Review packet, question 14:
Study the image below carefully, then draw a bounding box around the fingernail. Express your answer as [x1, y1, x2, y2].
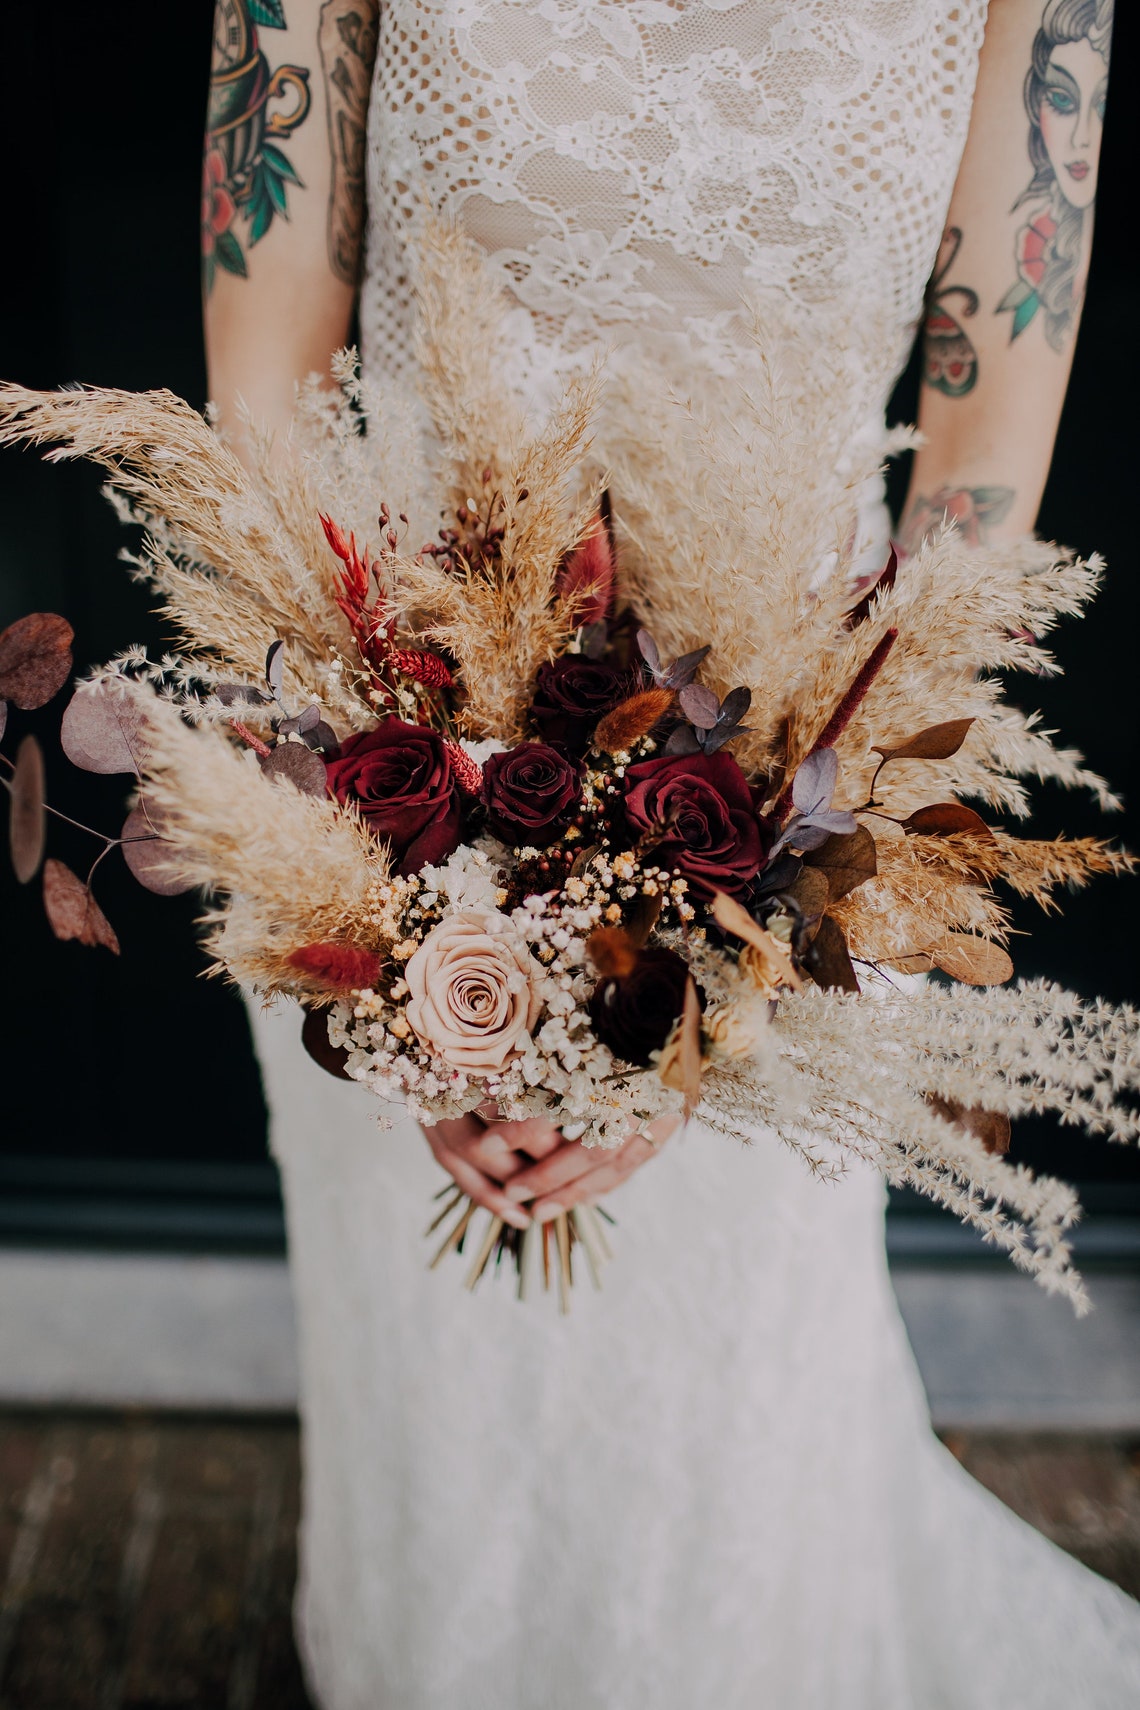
[502, 1206, 531, 1230]
[536, 1202, 563, 1223]
[506, 1184, 535, 1203]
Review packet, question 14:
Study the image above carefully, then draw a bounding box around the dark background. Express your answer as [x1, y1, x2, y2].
[0, 1, 1136, 1253]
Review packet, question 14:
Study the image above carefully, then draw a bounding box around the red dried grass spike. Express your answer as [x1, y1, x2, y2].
[559, 512, 616, 626]
[444, 741, 483, 797]
[390, 648, 454, 689]
[288, 942, 381, 990]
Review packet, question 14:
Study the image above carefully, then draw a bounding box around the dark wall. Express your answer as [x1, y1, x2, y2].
[0, 3, 1136, 1217]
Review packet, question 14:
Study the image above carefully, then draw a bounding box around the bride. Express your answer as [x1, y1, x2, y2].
[204, 1, 1140, 1705]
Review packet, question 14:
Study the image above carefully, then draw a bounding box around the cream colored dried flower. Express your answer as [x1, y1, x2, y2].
[703, 1004, 768, 1062]
[404, 910, 543, 1074]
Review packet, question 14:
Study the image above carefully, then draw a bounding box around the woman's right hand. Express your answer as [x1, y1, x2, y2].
[419, 1110, 563, 1229]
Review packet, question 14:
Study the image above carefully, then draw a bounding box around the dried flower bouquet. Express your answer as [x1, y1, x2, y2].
[1, 222, 1137, 1311]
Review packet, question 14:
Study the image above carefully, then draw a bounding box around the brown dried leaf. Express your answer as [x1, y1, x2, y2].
[928, 1094, 1011, 1157]
[300, 1007, 353, 1080]
[624, 888, 662, 948]
[903, 802, 996, 842]
[260, 742, 327, 796]
[803, 825, 878, 901]
[9, 733, 46, 883]
[42, 858, 120, 952]
[61, 682, 149, 775]
[933, 935, 1014, 986]
[120, 802, 195, 896]
[569, 842, 601, 879]
[658, 978, 705, 1117]
[805, 915, 859, 992]
[872, 718, 975, 765]
[0, 613, 74, 709]
[787, 866, 830, 922]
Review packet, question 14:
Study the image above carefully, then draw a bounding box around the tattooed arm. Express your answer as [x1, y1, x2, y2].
[203, 0, 379, 441]
[900, 0, 1112, 553]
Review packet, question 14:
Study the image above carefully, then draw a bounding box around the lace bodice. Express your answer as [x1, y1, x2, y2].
[360, 0, 989, 400]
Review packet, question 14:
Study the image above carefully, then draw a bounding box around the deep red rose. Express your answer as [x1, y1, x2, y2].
[325, 720, 462, 875]
[589, 946, 697, 1067]
[482, 742, 582, 848]
[530, 657, 629, 755]
[622, 750, 763, 899]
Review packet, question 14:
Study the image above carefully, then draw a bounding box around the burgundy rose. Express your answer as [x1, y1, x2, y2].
[622, 750, 763, 899]
[325, 719, 462, 875]
[482, 742, 582, 848]
[589, 947, 696, 1067]
[530, 657, 629, 755]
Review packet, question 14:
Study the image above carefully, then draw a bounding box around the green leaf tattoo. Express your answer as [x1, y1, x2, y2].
[203, 0, 311, 292]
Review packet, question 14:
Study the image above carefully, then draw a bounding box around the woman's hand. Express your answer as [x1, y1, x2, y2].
[419, 1109, 563, 1230]
[498, 1112, 680, 1223]
[421, 1109, 680, 1226]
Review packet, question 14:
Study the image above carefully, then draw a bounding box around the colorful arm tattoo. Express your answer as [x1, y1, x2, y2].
[998, 0, 1112, 351]
[900, 485, 1016, 556]
[921, 227, 980, 398]
[204, 0, 312, 293]
[318, 0, 379, 287]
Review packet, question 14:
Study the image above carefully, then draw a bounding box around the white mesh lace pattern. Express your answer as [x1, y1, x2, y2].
[360, 0, 988, 396]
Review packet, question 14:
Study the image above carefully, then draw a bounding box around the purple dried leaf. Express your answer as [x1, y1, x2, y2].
[260, 741, 327, 796]
[265, 639, 286, 697]
[790, 747, 838, 817]
[300, 719, 339, 754]
[120, 802, 195, 896]
[664, 724, 701, 756]
[661, 645, 711, 690]
[0, 612, 74, 710]
[0, 701, 6, 743]
[717, 686, 752, 726]
[678, 683, 720, 730]
[9, 733, 46, 883]
[214, 682, 270, 707]
[60, 683, 148, 775]
[636, 628, 661, 674]
[702, 721, 749, 755]
[756, 851, 803, 896]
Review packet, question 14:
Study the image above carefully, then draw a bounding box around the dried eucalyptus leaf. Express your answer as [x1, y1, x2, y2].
[0, 612, 74, 710]
[756, 852, 802, 896]
[717, 686, 752, 726]
[701, 721, 748, 754]
[260, 742, 327, 795]
[42, 857, 120, 952]
[804, 825, 878, 901]
[678, 683, 720, 729]
[0, 701, 7, 743]
[265, 639, 285, 696]
[928, 1094, 1011, 1157]
[805, 915, 860, 992]
[664, 724, 701, 756]
[873, 717, 975, 765]
[214, 682, 268, 707]
[933, 935, 1014, 986]
[301, 720, 339, 754]
[903, 801, 995, 841]
[791, 747, 838, 816]
[661, 645, 710, 689]
[61, 682, 148, 775]
[635, 628, 661, 674]
[9, 733, 46, 883]
[120, 802, 195, 896]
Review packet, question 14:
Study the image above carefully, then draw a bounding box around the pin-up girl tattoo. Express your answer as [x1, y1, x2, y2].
[999, 0, 1112, 351]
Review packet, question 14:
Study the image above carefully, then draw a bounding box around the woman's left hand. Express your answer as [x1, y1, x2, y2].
[493, 1111, 680, 1222]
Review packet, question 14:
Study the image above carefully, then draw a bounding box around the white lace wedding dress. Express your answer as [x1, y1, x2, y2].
[250, 3, 1140, 1705]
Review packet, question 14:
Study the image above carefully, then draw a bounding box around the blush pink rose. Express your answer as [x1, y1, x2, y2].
[404, 910, 543, 1074]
